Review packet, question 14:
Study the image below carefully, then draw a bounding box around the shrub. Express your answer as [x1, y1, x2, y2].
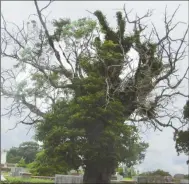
[16, 158, 27, 168]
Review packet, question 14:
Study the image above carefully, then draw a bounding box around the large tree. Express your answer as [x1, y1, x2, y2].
[1, 1, 188, 183]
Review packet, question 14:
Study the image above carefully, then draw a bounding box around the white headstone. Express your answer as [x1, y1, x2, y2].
[137, 176, 148, 183]
[11, 167, 27, 177]
[174, 174, 185, 180]
[55, 174, 83, 184]
[1, 175, 6, 181]
[116, 174, 123, 181]
[180, 179, 189, 184]
[1, 149, 7, 164]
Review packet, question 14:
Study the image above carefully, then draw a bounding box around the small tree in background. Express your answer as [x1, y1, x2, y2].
[17, 158, 27, 168]
[6, 147, 22, 163]
[6, 141, 40, 164]
[140, 169, 171, 177]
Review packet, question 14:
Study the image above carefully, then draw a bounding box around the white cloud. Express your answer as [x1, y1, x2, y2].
[1, 1, 188, 175]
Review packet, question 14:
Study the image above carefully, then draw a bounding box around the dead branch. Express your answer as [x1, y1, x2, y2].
[34, 0, 73, 80]
[118, 4, 189, 131]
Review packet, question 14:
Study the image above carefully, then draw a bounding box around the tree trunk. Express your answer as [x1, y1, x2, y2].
[83, 162, 114, 183]
[83, 120, 116, 183]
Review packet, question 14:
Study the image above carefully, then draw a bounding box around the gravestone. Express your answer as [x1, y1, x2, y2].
[55, 174, 83, 184]
[20, 172, 32, 179]
[1, 150, 7, 165]
[137, 176, 148, 183]
[174, 174, 185, 180]
[132, 176, 138, 182]
[111, 175, 118, 180]
[154, 176, 165, 183]
[135, 176, 166, 183]
[116, 174, 123, 181]
[1, 175, 6, 181]
[180, 179, 189, 184]
[11, 167, 26, 177]
[69, 170, 78, 175]
[111, 173, 123, 182]
[164, 175, 173, 182]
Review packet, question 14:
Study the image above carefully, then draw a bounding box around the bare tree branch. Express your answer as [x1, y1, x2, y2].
[34, 0, 73, 80]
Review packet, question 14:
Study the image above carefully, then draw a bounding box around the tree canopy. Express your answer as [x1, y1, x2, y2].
[27, 150, 69, 176]
[174, 100, 189, 164]
[6, 141, 40, 164]
[1, 1, 188, 183]
[139, 169, 171, 177]
[6, 147, 22, 164]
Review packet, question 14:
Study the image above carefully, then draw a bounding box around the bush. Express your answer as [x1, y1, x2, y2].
[27, 150, 69, 176]
[16, 158, 27, 168]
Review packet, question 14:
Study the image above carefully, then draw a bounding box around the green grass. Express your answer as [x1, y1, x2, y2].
[2, 171, 9, 176]
[2, 176, 54, 184]
[123, 177, 133, 181]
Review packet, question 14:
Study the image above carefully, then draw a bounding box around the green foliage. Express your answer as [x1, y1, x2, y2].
[35, 83, 148, 173]
[33, 11, 150, 178]
[174, 129, 189, 165]
[139, 169, 171, 176]
[19, 141, 40, 164]
[7, 147, 22, 163]
[183, 100, 189, 119]
[174, 100, 189, 164]
[52, 17, 96, 42]
[27, 150, 69, 176]
[2, 3, 188, 183]
[126, 167, 132, 178]
[116, 167, 124, 176]
[17, 158, 27, 168]
[6, 141, 40, 164]
[2, 176, 53, 184]
[175, 130, 189, 154]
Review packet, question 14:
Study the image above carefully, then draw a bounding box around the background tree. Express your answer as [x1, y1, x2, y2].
[6, 141, 40, 164]
[139, 169, 171, 177]
[174, 100, 189, 164]
[17, 158, 27, 168]
[18, 141, 40, 164]
[1, 1, 188, 183]
[6, 147, 22, 163]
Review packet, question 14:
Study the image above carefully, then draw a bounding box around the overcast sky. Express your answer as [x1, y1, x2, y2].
[1, 1, 189, 175]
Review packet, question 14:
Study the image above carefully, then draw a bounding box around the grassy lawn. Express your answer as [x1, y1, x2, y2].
[2, 171, 9, 176]
[2, 176, 54, 184]
[123, 177, 133, 181]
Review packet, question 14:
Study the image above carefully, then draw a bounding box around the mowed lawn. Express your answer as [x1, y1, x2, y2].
[124, 178, 133, 181]
[2, 176, 53, 184]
